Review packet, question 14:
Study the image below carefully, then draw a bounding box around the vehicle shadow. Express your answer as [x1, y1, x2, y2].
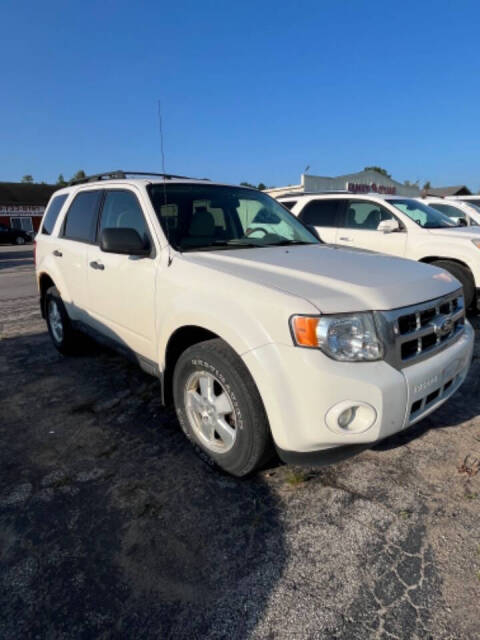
[0, 330, 285, 639]
[0, 248, 34, 271]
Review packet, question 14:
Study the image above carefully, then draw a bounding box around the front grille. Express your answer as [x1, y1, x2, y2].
[379, 290, 465, 369]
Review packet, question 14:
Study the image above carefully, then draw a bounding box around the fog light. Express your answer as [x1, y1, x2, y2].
[325, 401, 377, 434]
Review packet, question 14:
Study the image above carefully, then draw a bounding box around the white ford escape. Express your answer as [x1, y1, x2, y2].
[35, 172, 474, 476]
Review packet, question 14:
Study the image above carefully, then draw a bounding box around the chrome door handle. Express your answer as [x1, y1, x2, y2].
[53, 250, 63, 257]
[89, 261, 105, 271]
[339, 236, 353, 242]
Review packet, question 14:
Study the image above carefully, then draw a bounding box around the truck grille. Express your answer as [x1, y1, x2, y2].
[378, 290, 465, 369]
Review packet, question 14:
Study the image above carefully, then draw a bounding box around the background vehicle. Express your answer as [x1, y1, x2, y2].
[0, 223, 32, 245]
[420, 196, 480, 226]
[35, 172, 473, 476]
[279, 192, 480, 309]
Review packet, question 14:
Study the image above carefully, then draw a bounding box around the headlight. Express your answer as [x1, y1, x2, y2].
[290, 313, 384, 362]
[471, 239, 480, 249]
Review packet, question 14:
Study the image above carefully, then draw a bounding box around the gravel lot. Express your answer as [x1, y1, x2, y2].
[1, 246, 479, 639]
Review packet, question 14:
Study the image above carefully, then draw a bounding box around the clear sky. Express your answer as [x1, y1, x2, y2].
[2, 0, 479, 190]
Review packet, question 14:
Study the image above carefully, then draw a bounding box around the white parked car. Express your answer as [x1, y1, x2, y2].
[420, 196, 480, 227]
[35, 173, 473, 476]
[278, 192, 480, 309]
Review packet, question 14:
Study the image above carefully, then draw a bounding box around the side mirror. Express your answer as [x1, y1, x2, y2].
[100, 228, 150, 256]
[458, 217, 468, 226]
[377, 219, 400, 233]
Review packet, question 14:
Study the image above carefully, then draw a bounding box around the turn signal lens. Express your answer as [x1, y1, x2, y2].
[472, 239, 480, 250]
[291, 316, 319, 347]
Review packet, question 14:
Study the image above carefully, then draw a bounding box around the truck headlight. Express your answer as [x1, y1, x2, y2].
[290, 313, 384, 362]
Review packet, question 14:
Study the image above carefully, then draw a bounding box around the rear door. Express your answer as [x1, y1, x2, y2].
[86, 188, 157, 360]
[57, 189, 103, 320]
[336, 199, 407, 257]
[296, 198, 344, 244]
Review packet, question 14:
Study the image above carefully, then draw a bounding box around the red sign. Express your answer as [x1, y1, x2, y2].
[346, 182, 396, 195]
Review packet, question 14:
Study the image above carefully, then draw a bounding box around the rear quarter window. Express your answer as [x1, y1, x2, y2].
[299, 199, 343, 227]
[41, 194, 69, 235]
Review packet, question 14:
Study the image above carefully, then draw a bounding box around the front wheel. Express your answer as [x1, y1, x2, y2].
[432, 260, 475, 309]
[173, 338, 274, 477]
[14, 236, 25, 245]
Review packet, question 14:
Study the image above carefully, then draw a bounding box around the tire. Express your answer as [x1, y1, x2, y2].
[15, 236, 25, 245]
[173, 338, 274, 477]
[432, 260, 475, 309]
[44, 286, 80, 355]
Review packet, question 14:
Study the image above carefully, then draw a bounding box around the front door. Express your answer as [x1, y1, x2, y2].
[336, 199, 407, 257]
[86, 188, 157, 360]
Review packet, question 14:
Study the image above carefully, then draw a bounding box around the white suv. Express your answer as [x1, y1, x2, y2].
[279, 192, 480, 309]
[420, 196, 480, 227]
[36, 172, 474, 476]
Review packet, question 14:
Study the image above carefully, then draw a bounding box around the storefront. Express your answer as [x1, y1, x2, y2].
[0, 182, 58, 234]
[265, 170, 421, 199]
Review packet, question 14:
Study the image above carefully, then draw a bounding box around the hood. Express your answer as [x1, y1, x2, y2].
[426, 226, 480, 241]
[181, 244, 460, 313]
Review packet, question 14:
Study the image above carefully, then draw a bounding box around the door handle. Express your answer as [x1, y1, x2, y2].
[53, 250, 63, 257]
[339, 236, 353, 242]
[89, 261, 105, 271]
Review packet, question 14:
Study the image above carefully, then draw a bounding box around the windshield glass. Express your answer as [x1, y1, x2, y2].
[387, 198, 457, 228]
[148, 184, 319, 251]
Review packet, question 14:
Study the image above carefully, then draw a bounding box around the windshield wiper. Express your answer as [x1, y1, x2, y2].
[265, 240, 317, 246]
[180, 241, 261, 252]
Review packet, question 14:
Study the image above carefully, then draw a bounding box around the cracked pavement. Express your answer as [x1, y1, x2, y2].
[1, 247, 480, 639]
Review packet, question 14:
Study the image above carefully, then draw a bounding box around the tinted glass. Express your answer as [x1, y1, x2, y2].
[99, 190, 150, 245]
[343, 200, 394, 230]
[387, 198, 456, 228]
[299, 200, 342, 227]
[281, 200, 297, 210]
[63, 190, 102, 242]
[430, 203, 466, 220]
[42, 194, 68, 235]
[148, 184, 318, 251]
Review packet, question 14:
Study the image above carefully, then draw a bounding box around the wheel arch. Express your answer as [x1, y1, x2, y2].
[38, 272, 56, 317]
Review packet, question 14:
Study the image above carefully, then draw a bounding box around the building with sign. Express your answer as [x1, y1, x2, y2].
[265, 170, 421, 199]
[0, 182, 58, 234]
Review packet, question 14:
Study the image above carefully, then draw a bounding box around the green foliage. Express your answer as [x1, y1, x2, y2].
[423, 181, 431, 190]
[240, 181, 269, 191]
[21, 174, 34, 183]
[69, 170, 86, 183]
[57, 174, 67, 186]
[364, 166, 391, 178]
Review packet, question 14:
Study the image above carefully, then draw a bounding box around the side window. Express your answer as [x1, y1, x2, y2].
[281, 200, 297, 210]
[42, 194, 68, 235]
[63, 190, 102, 242]
[99, 190, 150, 245]
[343, 200, 394, 230]
[431, 203, 465, 220]
[298, 199, 343, 227]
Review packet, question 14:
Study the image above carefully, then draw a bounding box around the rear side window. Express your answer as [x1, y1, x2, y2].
[42, 194, 68, 235]
[281, 200, 297, 210]
[63, 190, 102, 242]
[299, 199, 343, 227]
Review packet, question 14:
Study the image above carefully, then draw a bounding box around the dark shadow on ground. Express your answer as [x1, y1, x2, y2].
[0, 331, 285, 639]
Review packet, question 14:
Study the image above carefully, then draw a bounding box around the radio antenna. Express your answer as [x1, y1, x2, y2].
[157, 99, 173, 263]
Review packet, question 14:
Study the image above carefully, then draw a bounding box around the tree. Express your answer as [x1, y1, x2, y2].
[21, 174, 34, 183]
[257, 182, 267, 191]
[240, 181, 268, 190]
[240, 181, 256, 188]
[423, 181, 431, 190]
[70, 170, 86, 183]
[57, 174, 67, 186]
[364, 166, 391, 178]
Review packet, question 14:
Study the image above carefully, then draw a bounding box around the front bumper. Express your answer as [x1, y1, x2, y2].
[242, 321, 474, 457]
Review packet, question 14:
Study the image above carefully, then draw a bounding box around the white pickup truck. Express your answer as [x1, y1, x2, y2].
[35, 173, 474, 476]
[279, 192, 480, 310]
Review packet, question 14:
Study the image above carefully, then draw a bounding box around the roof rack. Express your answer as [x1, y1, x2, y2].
[70, 170, 205, 185]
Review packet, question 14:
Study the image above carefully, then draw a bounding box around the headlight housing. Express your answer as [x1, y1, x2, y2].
[471, 239, 480, 249]
[290, 313, 384, 362]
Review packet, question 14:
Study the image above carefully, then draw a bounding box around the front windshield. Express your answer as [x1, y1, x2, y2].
[387, 198, 457, 229]
[148, 184, 319, 251]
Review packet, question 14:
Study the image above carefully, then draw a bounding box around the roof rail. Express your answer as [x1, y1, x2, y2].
[70, 170, 205, 185]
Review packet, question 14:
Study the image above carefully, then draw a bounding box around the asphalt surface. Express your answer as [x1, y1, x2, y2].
[1, 245, 480, 639]
[0, 244, 36, 300]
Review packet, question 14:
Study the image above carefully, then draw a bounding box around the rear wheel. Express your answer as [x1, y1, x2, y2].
[432, 260, 475, 309]
[15, 236, 25, 245]
[45, 286, 80, 355]
[173, 338, 274, 477]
